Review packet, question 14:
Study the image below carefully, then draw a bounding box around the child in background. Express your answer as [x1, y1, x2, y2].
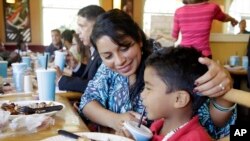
[141, 47, 211, 141]
[172, 0, 238, 58]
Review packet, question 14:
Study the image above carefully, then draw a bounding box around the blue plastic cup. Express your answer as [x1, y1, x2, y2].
[54, 51, 66, 71]
[22, 56, 31, 68]
[38, 55, 47, 69]
[0, 61, 8, 78]
[11, 63, 27, 92]
[36, 68, 56, 101]
[230, 56, 240, 67]
[242, 56, 248, 70]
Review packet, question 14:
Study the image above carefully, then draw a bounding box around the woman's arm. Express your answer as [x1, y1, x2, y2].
[194, 57, 235, 126]
[83, 101, 138, 131]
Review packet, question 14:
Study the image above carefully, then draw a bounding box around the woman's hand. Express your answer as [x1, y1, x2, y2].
[66, 51, 79, 70]
[55, 66, 63, 82]
[116, 127, 134, 140]
[194, 57, 232, 98]
[112, 111, 139, 131]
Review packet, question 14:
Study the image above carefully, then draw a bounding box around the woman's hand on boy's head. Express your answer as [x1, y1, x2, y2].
[193, 57, 232, 98]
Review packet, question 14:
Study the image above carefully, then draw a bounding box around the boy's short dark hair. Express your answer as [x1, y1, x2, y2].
[145, 46, 208, 116]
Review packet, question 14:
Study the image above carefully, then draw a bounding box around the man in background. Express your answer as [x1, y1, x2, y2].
[56, 5, 104, 93]
[45, 29, 63, 59]
[239, 19, 250, 34]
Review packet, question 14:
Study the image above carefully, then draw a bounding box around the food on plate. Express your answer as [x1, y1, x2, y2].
[1, 102, 55, 115]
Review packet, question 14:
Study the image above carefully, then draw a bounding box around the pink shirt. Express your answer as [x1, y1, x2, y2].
[172, 2, 227, 56]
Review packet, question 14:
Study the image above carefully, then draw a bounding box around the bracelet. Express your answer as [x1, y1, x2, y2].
[211, 99, 237, 112]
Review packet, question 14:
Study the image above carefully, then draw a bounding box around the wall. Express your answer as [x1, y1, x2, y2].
[210, 0, 225, 33]
[211, 42, 247, 64]
[0, 0, 43, 45]
[0, 0, 143, 46]
[1, 0, 247, 60]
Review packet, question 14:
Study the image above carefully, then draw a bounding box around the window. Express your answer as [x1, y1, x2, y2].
[143, 0, 250, 37]
[42, 0, 99, 45]
[228, 0, 250, 34]
[143, 0, 183, 46]
[143, 0, 183, 38]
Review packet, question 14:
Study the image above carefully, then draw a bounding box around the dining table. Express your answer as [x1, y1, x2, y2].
[0, 92, 89, 141]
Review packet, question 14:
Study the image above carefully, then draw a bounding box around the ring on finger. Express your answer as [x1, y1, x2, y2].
[219, 83, 225, 90]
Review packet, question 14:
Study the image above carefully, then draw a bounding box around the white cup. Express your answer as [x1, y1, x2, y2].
[24, 75, 33, 93]
[123, 121, 153, 141]
[54, 51, 66, 71]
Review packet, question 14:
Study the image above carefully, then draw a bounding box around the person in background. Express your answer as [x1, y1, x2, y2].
[14, 34, 31, 56]
[61, 29, 82, 68]
[55, 5, 104, 93]
[0, 37, 21, 66]
[73, 33, 89, 65]
[61, 29, 74, 50]
[122, 0, 133, 17]
[79, 9, 236, 139]
[238, 19, 250, 34]
[45, 29, 63, 59]
[172, 0, 238, 58]
[0, 38, 6, 61]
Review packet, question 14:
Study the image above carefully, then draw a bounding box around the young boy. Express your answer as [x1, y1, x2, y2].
[141, 47, 211, 141]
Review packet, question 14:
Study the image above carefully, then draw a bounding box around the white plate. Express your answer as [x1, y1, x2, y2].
[41, 132, 134, 141]
[1, 100, 65, 119]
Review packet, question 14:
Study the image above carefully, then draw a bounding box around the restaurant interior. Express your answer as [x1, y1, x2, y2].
[0, 0, 250, 141]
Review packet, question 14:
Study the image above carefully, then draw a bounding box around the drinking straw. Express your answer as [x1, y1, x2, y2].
[45, 54, 48, 70]
[138, 107, 146, 128]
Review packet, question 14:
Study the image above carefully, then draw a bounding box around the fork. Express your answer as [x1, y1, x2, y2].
[18, 105, 63, 114]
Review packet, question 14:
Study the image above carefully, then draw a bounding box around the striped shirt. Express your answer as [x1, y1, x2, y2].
[172, 2, 226, 56]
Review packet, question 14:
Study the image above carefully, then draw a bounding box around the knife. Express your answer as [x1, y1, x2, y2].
[35, 105, 63, 113]
[58, 129, 99, 141]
